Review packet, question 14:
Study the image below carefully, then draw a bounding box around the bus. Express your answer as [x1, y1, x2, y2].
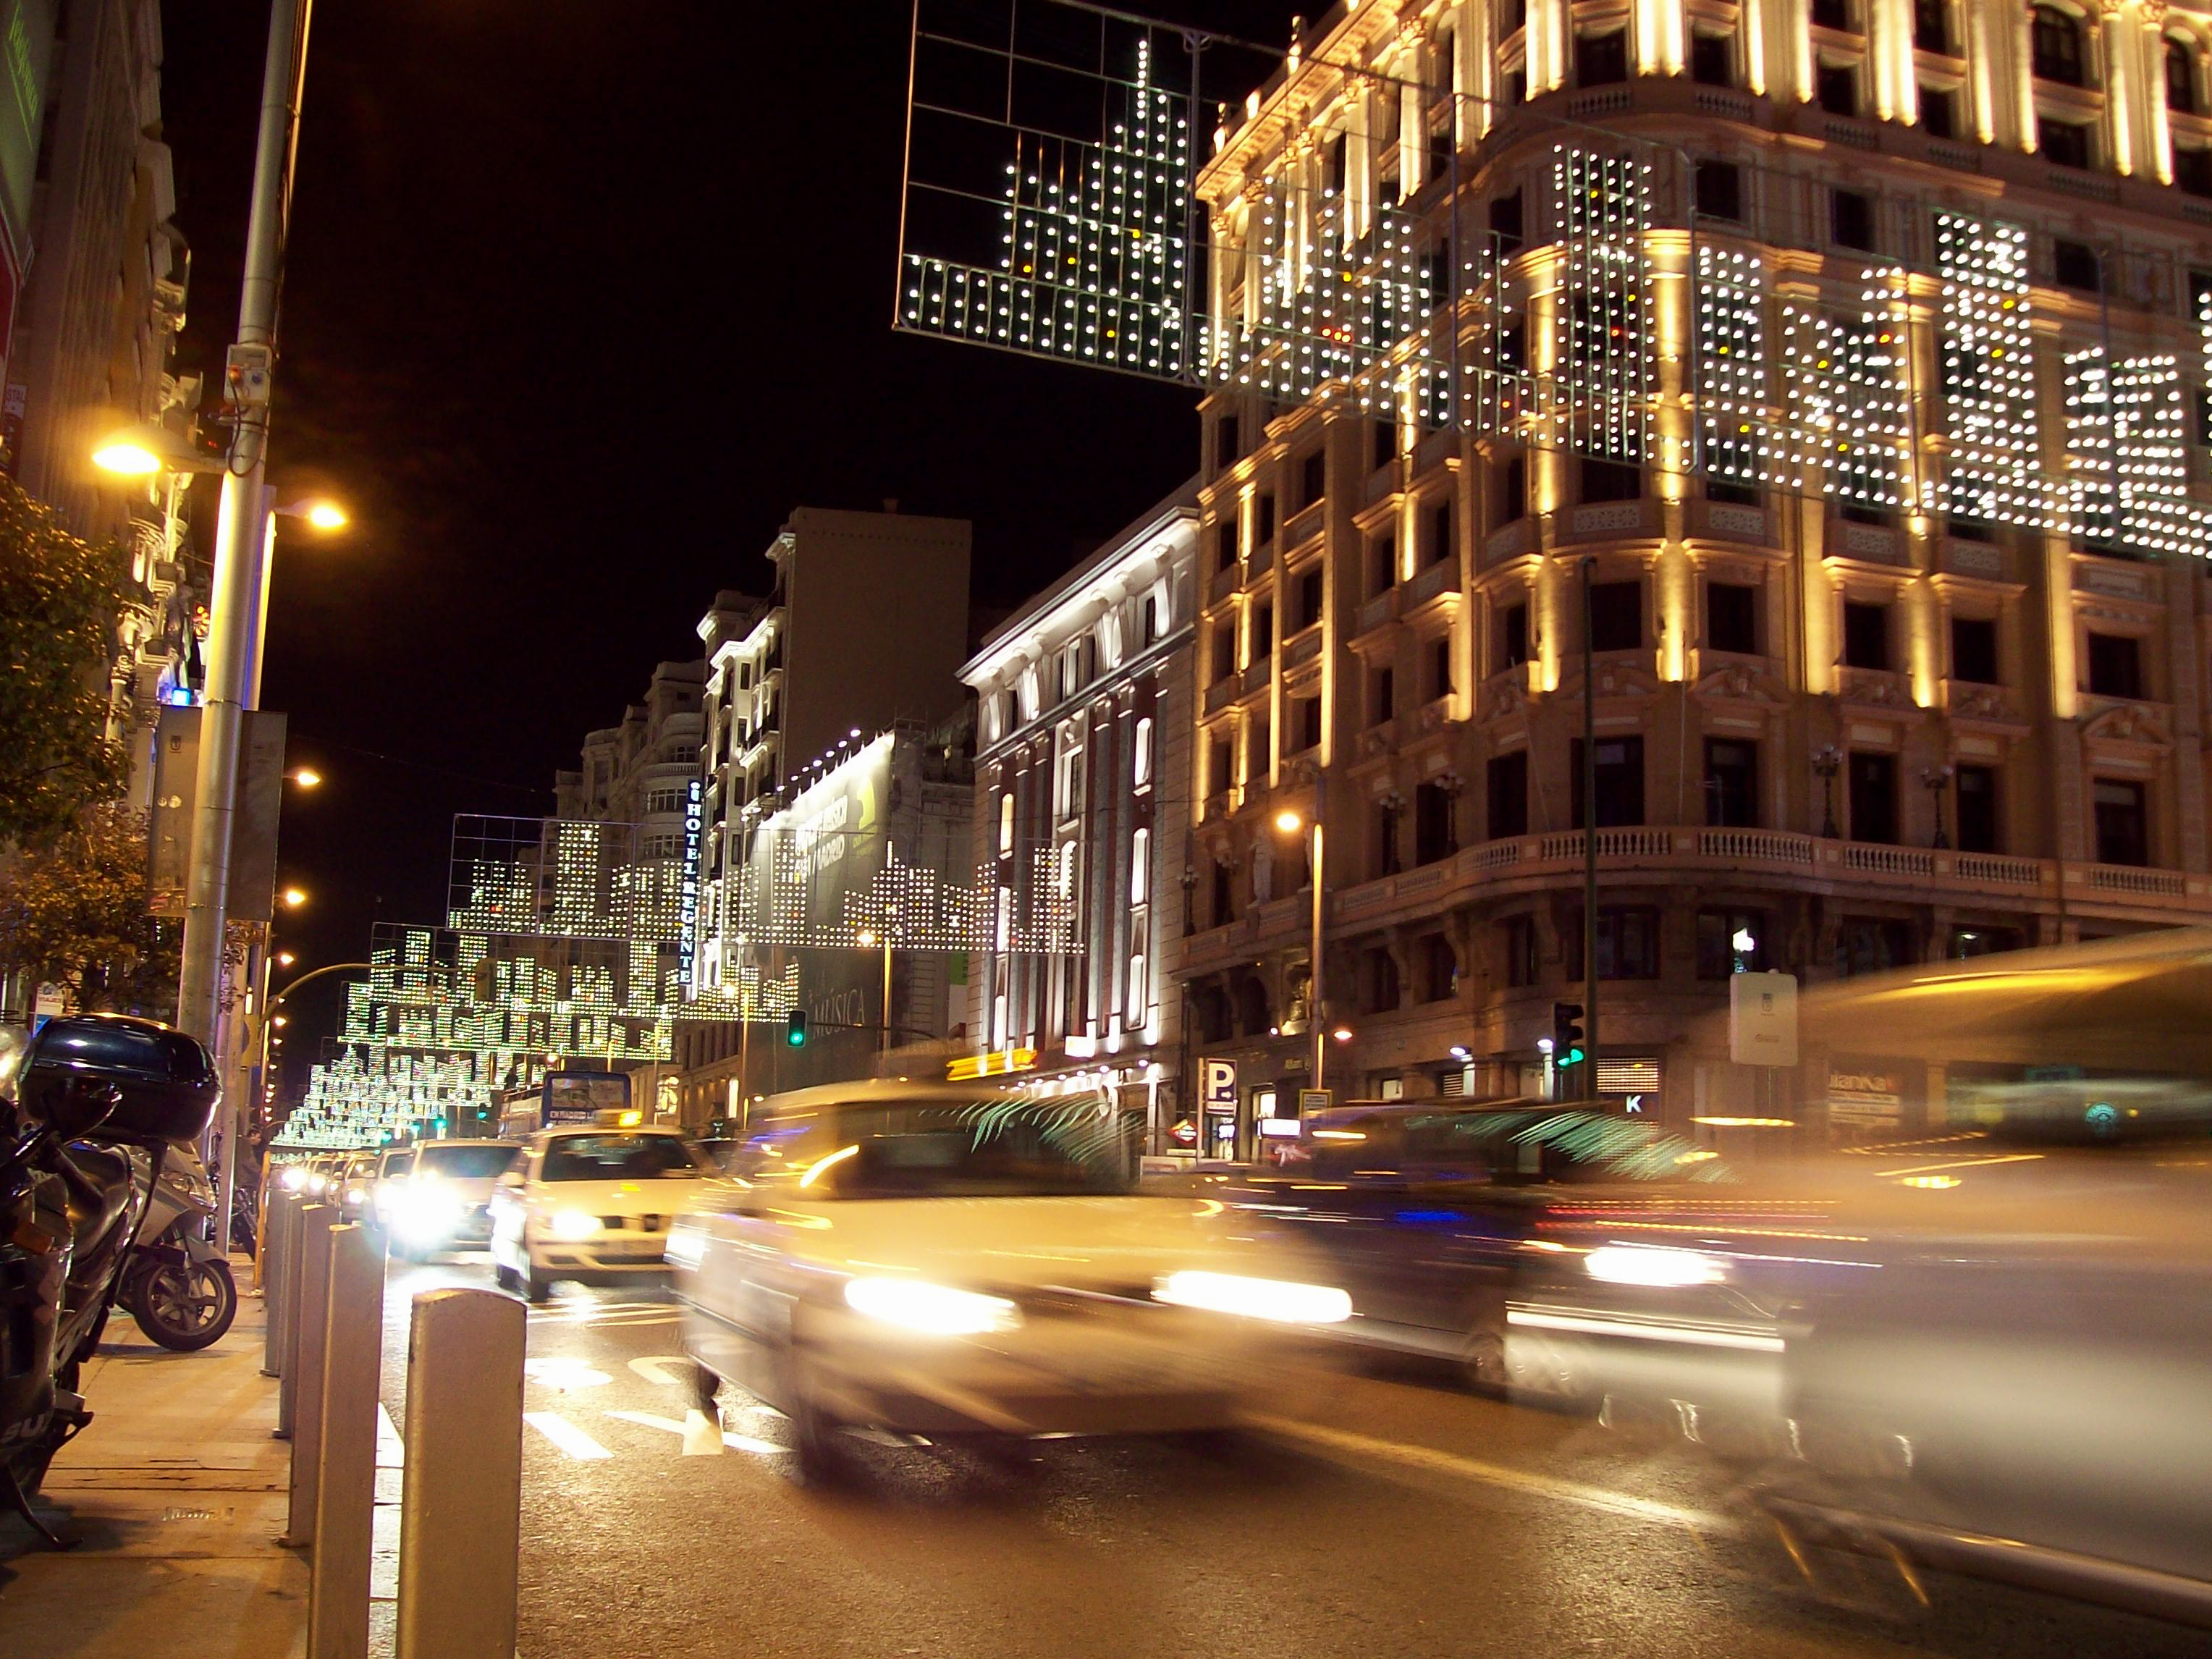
[494, 1070, 633, 1139]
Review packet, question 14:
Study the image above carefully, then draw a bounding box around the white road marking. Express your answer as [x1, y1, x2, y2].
[1251, 1416, 1723, 1530]
[523, 1411, 615, 1461]
[524, 1356, 612, 1390]
[526, 1300, 677, 1330]
[376, 1403, 405, 1468]
[604, 1409, 782, 1458]
[628, 1355, 691, 1388]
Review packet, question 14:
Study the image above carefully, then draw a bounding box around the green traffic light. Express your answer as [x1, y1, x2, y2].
[1556, 1046, 1586, 1067]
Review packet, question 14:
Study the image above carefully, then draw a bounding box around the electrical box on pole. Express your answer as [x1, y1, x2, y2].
[1728, 971, 1798, 1067]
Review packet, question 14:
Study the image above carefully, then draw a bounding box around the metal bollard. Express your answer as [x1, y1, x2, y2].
[283, 1204, 338, 1544]
[277, 1196, 323, 1437]
[262, 1191, 297, 1378]
[308, 1224, 385, 1659]
[396, 1289, 524, 1659]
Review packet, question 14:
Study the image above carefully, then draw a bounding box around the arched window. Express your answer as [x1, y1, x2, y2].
[2168, 36, 2200, 114]
[2032, 6, 2085, 87]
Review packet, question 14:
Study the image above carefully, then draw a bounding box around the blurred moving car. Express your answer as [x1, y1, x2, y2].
[488, 1125, 717, 1301]
[367, 1143, 416, 1231]
[670, 1081, 1351, 1477]
[384, 1139, 516, 1260]
[334, 1152, 378, 1223]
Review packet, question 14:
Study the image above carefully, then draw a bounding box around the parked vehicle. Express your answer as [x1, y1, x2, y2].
[117, 1140, 237, 1351]
[0, 1014, 220, 1543]
[366, 1142, 416, 1231]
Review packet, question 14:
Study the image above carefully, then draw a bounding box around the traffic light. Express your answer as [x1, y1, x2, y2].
[1551, 1002, 1586, 1068]
[785, 1010, 809, 1047]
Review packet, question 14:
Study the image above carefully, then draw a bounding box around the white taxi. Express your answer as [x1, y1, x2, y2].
[668, 1081, 1351, 1477]
[488, 1125, 721, 1301]
[384, 1139, 518, 1260]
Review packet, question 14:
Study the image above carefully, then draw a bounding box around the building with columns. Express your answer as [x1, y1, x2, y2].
[961, 484, 1201, 1149]
[1178, 0, 2212, 1149]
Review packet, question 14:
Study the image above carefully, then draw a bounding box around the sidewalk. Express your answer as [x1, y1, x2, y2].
[0, 1277, 308, 1657]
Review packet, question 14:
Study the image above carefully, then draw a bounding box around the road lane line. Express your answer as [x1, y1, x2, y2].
[604, 1409, 782, 1458]
[1251, 1416, 1724, 1530]
[524, 1411, 614, 1461]
[524, 1356, 612, 1390]
[628, 1355, 691, 1388]
[376, 1403, 405, 1468]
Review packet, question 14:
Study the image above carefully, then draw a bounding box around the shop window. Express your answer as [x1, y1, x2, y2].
[1849, 751, 1899, 843]
[1696, 908, 1769, 979]
[1570, 735, 1645, 828]
[1487, 750, 1529, 839]
[2093, 777, 2148, 866]
[1705, 738, 1760, 828]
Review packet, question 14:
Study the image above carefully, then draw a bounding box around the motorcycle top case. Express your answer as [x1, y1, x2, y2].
[19, 1013, 219, 1145]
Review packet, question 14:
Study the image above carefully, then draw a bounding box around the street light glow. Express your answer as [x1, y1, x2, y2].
[304, 500, 347, 531]
[276, 952, 296, 967]
[290, 767, 323, 788]
[1273, 809, 1304, 835]
[1331, 1026, 1354, 1043]
[281, 887, 308, 908]
[272, 1016, 289, 1028]
[91, 439, 164, 476]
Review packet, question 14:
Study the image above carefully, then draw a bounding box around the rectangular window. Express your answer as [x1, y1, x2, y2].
[1250, 599, 1274, 662]
[1370, 665, 1396, 726]
[1695, 908, 1769, 979]
[1132, 718, 1154, 788]
[1694, 160, 1743, 221]
[1812, 0, 1852, 28]
[1428, 497, 1456, 567]
[1129, 827, 1151, 898]
[2179, 146, 2212, 198]
[1419, 932, 1459, 1002]
[2094, 778, 2148, 866]
[1914, 0, 1950, 51]
[1588, 580, 1642, 652]
[1366, 533, 1395, 598]
[1247, 717, 1270, 782]
[1415, 780, 1456, 864]
[1362, 946, 1403, 1013]
[1951, 615, 1999, 684]
[1211, 620, 1235, 683]
[1831, 187, 1876, 250]
[998, 791, 1015, 856]
[1487, 750, 1529, 839]
[1848, 751, 1899, 843]
[1843, 600, 1891, 671]
[1571, 735, 1646, 828]
[1372, 418, 1396, 470]
[1817, 62, 1859, 115]
[1495, 455, 1527, 527]
[1690, 32, 1734, 87]
[2039, 117, 2090, 169]
[1567, 906, 1663, 980]
[1503, 914, 1538, 987]
[1500, 601, 1529, 670]
[1427, 634, 1453, 701]
[1705, 738, 1760, 828]
[1581, 458, 1642, 502]
[1578, 30, 1628, 85]
[2052, 238, 2101, 293]
[1920, 83, 1956, 137]
[1215, 415, 1238, 470]
[1294, 695, 1323, 752]
[2085, 631, 2143, 698]
[1836, 916, 1916, 977]
[1707, 581, 1757, 654]
[1295, 565, 1325, 630]
[1372, 800, 1402, 878]
[1299, 449, 1326, 512]
[1955, 761, 1998, 853]
[1209, 733, 1233, 795]
[1253, 492, 1276, 549]
[1490, 187, 1524, 256]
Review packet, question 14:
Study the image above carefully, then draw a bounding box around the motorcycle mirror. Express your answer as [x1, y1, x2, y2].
[50, 1076, 122, 1139]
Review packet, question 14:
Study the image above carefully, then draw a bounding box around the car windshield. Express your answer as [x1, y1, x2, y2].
[381, 1151, 415, 1176]
[541, 1134, 704, 1181]
[806, 1094, 1137, 1198]
[415, 1144, 517, 1179]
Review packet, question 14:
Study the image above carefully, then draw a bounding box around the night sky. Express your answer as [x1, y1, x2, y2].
[157, 1, 1295, 1068]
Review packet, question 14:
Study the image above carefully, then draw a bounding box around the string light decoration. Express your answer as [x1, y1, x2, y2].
[1694, 243, 1770, 486]
[1933, 212, 2039, 527]
[2063, 347, 2211, 562]
[1778, 269, 1915, 511]
[1549, 146, 1652, 463]
[900, 37, 1189, 375]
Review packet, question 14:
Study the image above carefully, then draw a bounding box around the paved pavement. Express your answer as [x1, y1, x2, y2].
[374, 1255, 2211, 1659]
[0, 1280, 306, 1658]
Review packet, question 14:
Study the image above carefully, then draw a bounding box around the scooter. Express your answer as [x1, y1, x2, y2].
[117, 1142, 237, 1351]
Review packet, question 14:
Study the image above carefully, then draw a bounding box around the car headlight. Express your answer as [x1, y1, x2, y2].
[345, 1186, 367, 1204]
[396, 1189, 464, 1234]
[1582, 1246, 1725, 1288]
[279, 1167, 308, 1192]
[547, 1209, 600, 1242]
[1152, 1270, 1352, 1325]
[843, 1277, 1021, 1335]
[306, 1174, 329, 1194]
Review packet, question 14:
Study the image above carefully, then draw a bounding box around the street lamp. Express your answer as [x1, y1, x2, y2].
[1812, 744, 1844, 840]
[287, 767, 321, 788]
[1272, 765, 1329, 1097]
[276, 951, 295, 968]
[1922, 764, 1954, 849]
[280, 887, 308, 909]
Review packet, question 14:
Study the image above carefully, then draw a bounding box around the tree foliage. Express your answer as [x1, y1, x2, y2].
[0, 473, 133, 847]
[0, 804, 179, 1016]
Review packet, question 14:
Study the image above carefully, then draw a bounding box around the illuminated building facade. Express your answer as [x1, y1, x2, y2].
[1181, 0, 2212, 1141]
[961, 485, 1200, 1149]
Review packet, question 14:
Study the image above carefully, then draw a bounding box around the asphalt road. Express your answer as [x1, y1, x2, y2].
[373, 1256, 2205, 1659]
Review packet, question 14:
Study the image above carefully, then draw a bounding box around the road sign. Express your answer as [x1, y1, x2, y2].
[1202, 1059, 1238, 1111]
[1297, 1089, 1332, 1118]
[1729, 971, 1799, 1066]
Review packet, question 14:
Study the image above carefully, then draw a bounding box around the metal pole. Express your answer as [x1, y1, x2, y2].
[1581, 559, 1599, 1103]
[175, 0, 313, 1047]
[276, 1195, 318, 1435]
[308, 1224, 384, 1659]
[397, 1289, 523, 1659]
[261, 1186, 296, 1375]
[1309, 767, 1327, 1096]
[880, 938, 893, 1058]
[284, 1202, 337, 1544]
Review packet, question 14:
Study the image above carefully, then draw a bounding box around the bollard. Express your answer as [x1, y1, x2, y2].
[308, 1224, 385, 1659]
[277, 1196, 322, 1437]
[283, 1204, 338, 1544]
[262, 1191, 297, 1378]
[396, 1289, 524, 1659]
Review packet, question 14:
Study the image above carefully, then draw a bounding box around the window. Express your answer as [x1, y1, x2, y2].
[1323, 130, 1347, 195]
[2085, 630, 2143, 698]
[2094, 779, 2148, 866]
[1211, 521, 1236, 574]
[1251, 599, 1274, 662]
[1920, 83, 1956, 138]
[1373, 796, 1403, 877]
[1581, 457, 1641, 503]
[2040, 117, 2090, 169]
[1362, 947, 1402, 1013]
[1293, 694, 1322, 752]
[1571, 735, 1646, 828]
[1299, 449, 1326, 511]
[1415, 780, 1456, 864]
[1499, 321, 1527, 372]
[2169, 36, 2200, 113]
[1503, 914, 1538, 987]
[1707, 475, 1760, 507]
[1955, 762, 1998, 853]
[1504, 0, 1526, 33]
[1420, 499, 1453, 570]
[1836, 916, 1916, 976]
[1500, 601, 1529, 669]
[2179, 145, 2212, 200]
[1579, 30, 1628, 85]
[1705, 738, 1760, 828]
[1214, 415, 1239, 470]
[1419, 933, 1459, 1002]
[1132, 717, 1154, 788]
[1691, 32, 1734, 87]
[1494, 455, 1527, 527]
[1372, 418, 1396, 470]
[1369, 665, 1396, 726]
[1247, 717, 1270, 781]
[1490, 187, 1524, 256]
[1951, 615, 1999, 684]
[1816, 62, 1859, 116]
[1130, 827, 1151, 897]
[1294, 565, 1325, 630]
[1588, 580, 1642, 652]
[1831, 188, 1875, 251]
[1053, 742, 1085, 819]
[1812, 0, 1852, 29]
[2032, 5, 2085, 85]
[1426, 634, 1454, 701]
[1567, 907, 1663, 980]
[1126, 946, 1149, 1026]
[1707, 581, 1757, 654]
[1914, 0, 1951, 53]
[998, 791, 1016, 856]
[1141, 591, 1162, 645]
[1695, 160, 1743, 221]
[1503, 67, 1527, 106]
[1366, 533, 1395, 598]
[1848, 751, 1899, 843]
[1210, 620, 1235, 684]
[1208, 731, 1233, 795]
[1253, 492, 1276, 548]
[1842, 600, 1891, 670]
[2052, 238, 2101, 292]
[1487, 750, 1529, 839]
[1209, 861, 1233, 929]
[1696, 908, 1769, 979]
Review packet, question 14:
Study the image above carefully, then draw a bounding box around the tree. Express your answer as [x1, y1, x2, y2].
[0, 805, 180, 1016]
[0, 473, 135, 847]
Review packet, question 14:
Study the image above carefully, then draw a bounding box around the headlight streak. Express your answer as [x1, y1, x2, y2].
[799, 1144, 858, 1188]
[1582, 1246, 1726, 1288]
[843, 1277, 1021, 1335]
[1152, 1270, 1353, 1325]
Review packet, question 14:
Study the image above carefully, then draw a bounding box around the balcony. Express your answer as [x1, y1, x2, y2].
[1208, 563, 1240, 604]
[1283, 499, 1325, 549]
[1204, 675, 1238, 714]
[1563, 498, 1660, 541]
[1354, 588, 1400, 639]
[1482, 518, 1535, 566]
[1401, 553, 1460, 611]
[1239, 657, 1273, 697]
[1282, 626, 1324, 671]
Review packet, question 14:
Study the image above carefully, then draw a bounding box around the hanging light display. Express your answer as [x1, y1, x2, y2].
[1933, 211, 2039, 526]
[1548, 145, 1652, 464]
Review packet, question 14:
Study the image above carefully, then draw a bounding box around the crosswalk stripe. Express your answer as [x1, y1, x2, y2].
[524, 1411, 614, 1461]
[604, 1409, 781, 1458]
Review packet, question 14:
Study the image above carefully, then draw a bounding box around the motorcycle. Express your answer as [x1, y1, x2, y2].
[0, 1013, 219, 1547]
[117, 1142, 237, 1351]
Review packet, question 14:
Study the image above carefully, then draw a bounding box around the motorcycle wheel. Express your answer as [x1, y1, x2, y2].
[127, 1257, 237, 1351]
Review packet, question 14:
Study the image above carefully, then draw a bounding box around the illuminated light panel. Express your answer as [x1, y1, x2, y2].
[1693, 244, 1770, 485]
[1780, 269, 1913, 510]
[1548, 146, 1652, 464]
[1933, 212, 2039, 527]
[2063, 347, 2212, 562]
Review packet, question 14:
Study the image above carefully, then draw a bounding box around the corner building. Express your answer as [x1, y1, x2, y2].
[1182, 0, 2212, 1144]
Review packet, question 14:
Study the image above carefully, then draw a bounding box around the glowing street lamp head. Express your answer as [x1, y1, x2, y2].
[1273, 809, 1304, 835]
[280, 887, 308, 909]
[1331, 1026, 1354, 1044]
[92, 438, 164, 476]
[303, 500, 347, 531]
[290, 767, 322, 788]
[276, 952, 296, 967]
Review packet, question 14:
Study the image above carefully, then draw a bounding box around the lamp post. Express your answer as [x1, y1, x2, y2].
[1812, 743, 1844, 840]
[1273, 759, 1328, 1097]
[1922, 763, 1955, 849]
